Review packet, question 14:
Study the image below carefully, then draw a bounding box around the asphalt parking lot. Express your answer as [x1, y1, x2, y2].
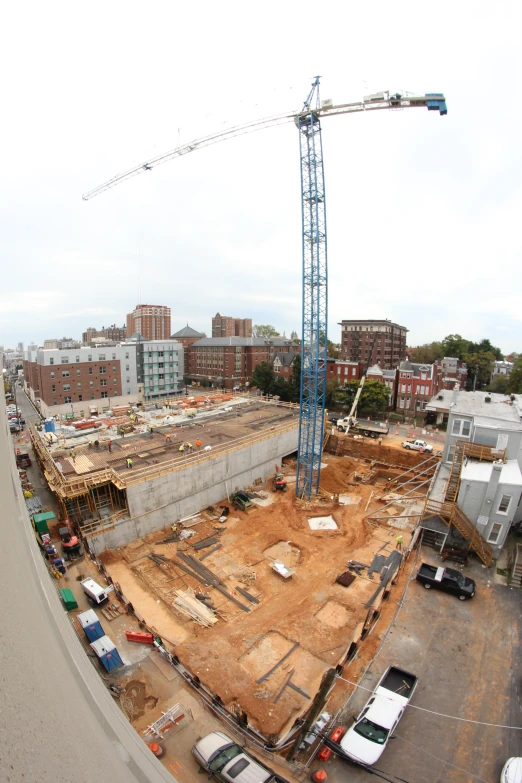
[324, 547, 522, 783]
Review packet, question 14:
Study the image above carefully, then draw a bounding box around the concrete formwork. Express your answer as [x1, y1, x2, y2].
[89, 427, 298, 551]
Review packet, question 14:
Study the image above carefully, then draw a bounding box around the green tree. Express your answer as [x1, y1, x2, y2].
[442, 334, 470, 359]
[409, 341, 444, 363]
[467, 338, 503, 361]
[290, 330, 301, 344]
[272, 376, 294, 402]
[326, 377, 340, 408]
[288, 353, 301, 403]
[507, 356, 522, 394]
[488, 375, 510, 394]
[335, 379, 390, 416]
[252, 324, 280, 338]
[327, 340, 340, 359]
[465, 351, 496, 390]
[250, 361, 275, 394]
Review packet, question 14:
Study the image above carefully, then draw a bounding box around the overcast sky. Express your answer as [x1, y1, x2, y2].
[1, 1, 520, 354]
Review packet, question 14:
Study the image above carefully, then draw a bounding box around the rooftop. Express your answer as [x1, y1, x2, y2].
[171, 325, 205, 339]
[193, 337, 299, 348]
[461, 459, 522, 486]
[427, 390, 522, 425]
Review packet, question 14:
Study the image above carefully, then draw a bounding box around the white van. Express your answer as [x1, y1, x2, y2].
[81, 578, 109, 605]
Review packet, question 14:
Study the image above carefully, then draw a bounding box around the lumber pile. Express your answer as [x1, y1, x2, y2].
[173, 589, 217, 627]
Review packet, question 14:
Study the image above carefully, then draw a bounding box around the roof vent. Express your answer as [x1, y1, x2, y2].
[485, 395, 492, 403]
[437, 394, 443, 400]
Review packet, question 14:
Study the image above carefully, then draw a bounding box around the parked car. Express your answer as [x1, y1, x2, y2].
[501, 757, 522, 783]
[416, 563, 476, 600]
[401, 439, 433, 453]
[192, 731, 287, 783]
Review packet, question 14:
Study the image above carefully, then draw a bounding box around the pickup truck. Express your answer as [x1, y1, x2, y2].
[416, 563, 476, 600]
[401, 439, 433, 453]
[337, 418, 389, 438]
[192, 731, 288, 783]
[340, 666, 418, 766]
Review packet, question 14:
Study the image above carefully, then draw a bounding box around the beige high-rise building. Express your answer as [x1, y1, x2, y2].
[126, 304, 171, 341]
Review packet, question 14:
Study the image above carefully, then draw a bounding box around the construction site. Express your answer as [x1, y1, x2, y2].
[29, 398, 442, 748]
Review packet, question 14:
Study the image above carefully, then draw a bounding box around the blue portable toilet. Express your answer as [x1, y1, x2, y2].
[44, 418, 56, 433]
[77, 609, 104, 642]
[90, 635, 124, 672]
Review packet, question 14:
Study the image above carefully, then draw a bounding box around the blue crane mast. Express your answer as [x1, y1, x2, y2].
[82, 85, 447, 502]
[295, 77, 327, 500]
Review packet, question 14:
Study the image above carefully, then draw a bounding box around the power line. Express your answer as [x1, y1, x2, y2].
[335, 674, 522, 730]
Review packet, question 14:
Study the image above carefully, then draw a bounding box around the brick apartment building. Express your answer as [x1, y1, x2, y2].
[339, 319, 408, 370]
[24, 345, 139, 418]
[43, 337, 80, 350]
[212, 313, 252, 338]
[127, 304, 171, 341]
[272, 352, 300, 381]
[82, 324, 127, 344]
[171, 325, 205, 375]
[187, 337, 298, 389]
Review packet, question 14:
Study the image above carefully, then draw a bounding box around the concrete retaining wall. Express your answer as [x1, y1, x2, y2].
[89, 426, 298, 551]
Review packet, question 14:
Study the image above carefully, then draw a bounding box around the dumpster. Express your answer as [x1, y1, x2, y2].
[59, 588, 78, 611]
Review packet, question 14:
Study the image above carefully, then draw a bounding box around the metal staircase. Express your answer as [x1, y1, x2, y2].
[445, 440, 465, 502]
[423, 499, 494, 566]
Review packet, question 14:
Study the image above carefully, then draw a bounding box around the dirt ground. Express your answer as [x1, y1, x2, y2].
[100, 448, 425, 742]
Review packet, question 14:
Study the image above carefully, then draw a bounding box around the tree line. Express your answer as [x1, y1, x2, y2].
[410, 334, 521, 393]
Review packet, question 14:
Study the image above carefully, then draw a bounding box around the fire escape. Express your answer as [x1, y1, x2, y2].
[422, 440, 506, 567]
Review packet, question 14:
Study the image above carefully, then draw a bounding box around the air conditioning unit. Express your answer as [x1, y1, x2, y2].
[437, 394, 443, 400]
[485, 395, 492, 403]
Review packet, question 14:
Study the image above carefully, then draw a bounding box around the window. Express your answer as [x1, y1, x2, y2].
[488, 523, 503, 544]
[113, 378, 117, 384]
[126, 377, 130, 383]
[90, 393, 95, 400]
[90, 381, 94, 388]
[100, 367, 106, 374]
[53, 400, 57, 406]
[125, 353, 129, 359]
[62, 370, 70, 378]
[112, 366, 116, 372]
[76, 369, 81, 376]
[61, 356, 69, 364]
[49, 358, 54, 365]
[100, 379, 107, 386]
[77, 382, 82, 389]
[78, 395, 83, 401]
[112, 353, 116, 360]
[88, 367, 93, 374]
[51, 384, 56, 392]
[101, 392, 108, 399]
[50, 371, 55, 379]
[64, 396, 72, 404]
[63, 384, 71, 391]
[126, 365, 129, 371]
[75, 356, 80, 363]
[452, 419, 471, 437]
[498, 495, 511, 514]
[88, 354, 92, 361]
[98, 354, 106, 361]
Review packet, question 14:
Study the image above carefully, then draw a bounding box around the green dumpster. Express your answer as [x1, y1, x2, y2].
[59, 588, 78, 611]
[32, 511, 56, 536]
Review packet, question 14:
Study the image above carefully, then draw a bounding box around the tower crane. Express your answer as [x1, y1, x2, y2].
[83, 81, 447, 500]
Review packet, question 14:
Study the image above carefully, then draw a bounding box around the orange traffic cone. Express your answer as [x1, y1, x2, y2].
[147, 742, 166, 758]
[311, 771, 328, 783]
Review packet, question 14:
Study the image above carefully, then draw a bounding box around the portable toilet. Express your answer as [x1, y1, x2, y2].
[90, 635, 124, 672]
[44, 418, 56, 433]
[77, 609, 104, 642]
[59, 588, 78, 611]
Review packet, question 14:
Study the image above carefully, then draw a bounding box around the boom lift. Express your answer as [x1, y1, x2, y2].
[336, 332, 379, 435]
[83, 85, 447, 499]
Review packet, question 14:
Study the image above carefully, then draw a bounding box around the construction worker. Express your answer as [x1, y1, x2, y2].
[107, 440, 112, 453]
[70, 449, 76, 462]
[149, 425, 154, 438]
[378, 437, 383, 446]
[187, 442, 193, 452]
[126, 457, 133, 469]
[178, 443, 185, 453]
[165, 434, 171, 446]
[396, 535, 403, 551]
[120, 427, 125, 438]
[195, 439, 202, 449]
